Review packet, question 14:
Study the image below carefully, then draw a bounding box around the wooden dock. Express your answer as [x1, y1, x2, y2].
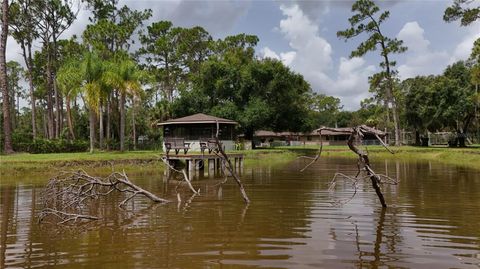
[162, 153, 244, 176]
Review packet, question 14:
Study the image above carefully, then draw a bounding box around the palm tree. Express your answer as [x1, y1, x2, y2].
[56, 59, 83, 140]
[104, 58, 143, 151]
[81, 52, 104, 153]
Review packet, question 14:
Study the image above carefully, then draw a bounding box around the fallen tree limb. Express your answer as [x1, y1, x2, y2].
[38, 170, 169, 225]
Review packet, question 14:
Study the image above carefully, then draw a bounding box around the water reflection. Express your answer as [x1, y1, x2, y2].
[1, 157, 479, 268]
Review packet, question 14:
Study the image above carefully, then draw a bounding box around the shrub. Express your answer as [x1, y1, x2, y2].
[14, 139, 89, 154]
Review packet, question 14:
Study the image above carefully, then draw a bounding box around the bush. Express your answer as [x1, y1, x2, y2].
[14, 139, 89, 154]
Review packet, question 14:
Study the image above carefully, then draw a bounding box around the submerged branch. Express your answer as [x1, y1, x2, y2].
[39, 170, 169, 225]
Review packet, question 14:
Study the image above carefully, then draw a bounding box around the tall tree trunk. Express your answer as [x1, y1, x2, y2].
[120, 92, 125, 152]
[43, 110, 48, 138]
[391, 99, 401, 146]
[29, 74, 37, 138]
[378, 35, 401, 146]
[99, 102, 103, 149]
[66, 95, 75, 140]
[53, 35, 62, 139]
[54, 77, 60, 138]
[16, 92, 20, 128]
[1, 0, 13, 153]
[23, 43, 37, 139]
[10, 87, 16, 129]
[89, 108, 95, 153]
[106, 95, 110, 150]
[132, 99, 136, 151]
[45, 58, 55, 139]
[58, 87, 64, 138]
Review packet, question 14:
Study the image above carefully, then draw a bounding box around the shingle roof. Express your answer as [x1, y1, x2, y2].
[254, 127, 386, 137]
[157, 113, 238, 126]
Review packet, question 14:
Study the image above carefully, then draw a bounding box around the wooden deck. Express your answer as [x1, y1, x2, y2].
[162, 153, 244, 176]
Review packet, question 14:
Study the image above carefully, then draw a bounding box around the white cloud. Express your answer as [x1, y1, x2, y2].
[397, 21, 480, 79]
[397, 21, 449, 79]
[279, 4, 332, 69]
[398, 21, 430, 52]
[261, 47, 280, 59]
[260, 4, 375, 110]
[280, 51, 296, 66]
[450, 22, 480, 63]
[260, 47, 296, 66]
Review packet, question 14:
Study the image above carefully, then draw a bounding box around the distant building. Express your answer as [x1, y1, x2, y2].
[253, 127, 387, 147]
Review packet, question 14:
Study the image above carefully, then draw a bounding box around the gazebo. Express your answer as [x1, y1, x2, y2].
[157, 113, 238, 151]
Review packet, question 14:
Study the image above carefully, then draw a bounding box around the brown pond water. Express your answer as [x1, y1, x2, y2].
[1, 157, 479, 268]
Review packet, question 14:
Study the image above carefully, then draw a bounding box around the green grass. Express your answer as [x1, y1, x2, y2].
[0, 149, 296, 178]
[276, 145, 480, 170]
[1, 145, 478, 178]
[0, 150, 161, 163]
[0, 151, 163, 177]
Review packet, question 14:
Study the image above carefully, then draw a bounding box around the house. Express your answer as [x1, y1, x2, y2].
[157, 113, 238, 151]
[253, 127, 387, 147]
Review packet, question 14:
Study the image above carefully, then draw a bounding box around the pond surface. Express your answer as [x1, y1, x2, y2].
[1, 157, 480, 268]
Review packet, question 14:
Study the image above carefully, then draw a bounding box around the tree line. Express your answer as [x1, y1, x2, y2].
[0, 0, 479, 154]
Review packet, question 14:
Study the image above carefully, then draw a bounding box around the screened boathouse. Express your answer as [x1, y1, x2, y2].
[157, 113, 238, 151]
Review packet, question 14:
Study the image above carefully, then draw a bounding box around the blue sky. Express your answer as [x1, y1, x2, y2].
[6, 0, 480, 110]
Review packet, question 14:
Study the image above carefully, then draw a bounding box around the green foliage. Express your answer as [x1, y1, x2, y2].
[404, 76, 442, 134]
[404, 61, 476, 138]
[82, 1, 151, 55]
[308, 93, 342, 127]
[441, 61, 476, 131]
[444, 0, 480, 26]
[57, 58, 83, 99]
[8, 0, 38, 48]
[173, 53, 313, 137]
[337, 0, 407, 62]
[14, 138, 89, 154]
[138, 21, 213, 102]
[357, 97, 386, 128]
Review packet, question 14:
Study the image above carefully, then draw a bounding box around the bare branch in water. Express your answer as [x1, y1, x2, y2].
[158, 155, 199, 195]
[39, 170, 169, 225]
[212, 120, 250, 204]
[300, 125, 398, 207]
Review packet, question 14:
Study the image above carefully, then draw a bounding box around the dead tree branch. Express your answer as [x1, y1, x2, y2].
[159, 155, 199, 195]
[300, 125, 398, 207]
[298, 129, 325, 172]
[213, 120, 250, 204]
[38, 170, 169, 225]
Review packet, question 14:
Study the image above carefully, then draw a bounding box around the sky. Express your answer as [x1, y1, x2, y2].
[6, 0, 480, 110]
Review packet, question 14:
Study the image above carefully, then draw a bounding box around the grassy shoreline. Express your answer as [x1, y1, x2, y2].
[278, 145, 480, 170]
[1, 146, 479, 177]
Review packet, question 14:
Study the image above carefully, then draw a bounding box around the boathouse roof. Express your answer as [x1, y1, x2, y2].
[157, 113, 238, 126]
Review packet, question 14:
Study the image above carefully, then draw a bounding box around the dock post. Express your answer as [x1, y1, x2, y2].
[163, 168, 170, 182]
[195, 159, 200, 171]
[188, 159, 194, 176]
[208, 159, 215, 177]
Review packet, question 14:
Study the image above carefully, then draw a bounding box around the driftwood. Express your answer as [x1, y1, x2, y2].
[300, 125, 398, 207]
[38, 170, 169, 225]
